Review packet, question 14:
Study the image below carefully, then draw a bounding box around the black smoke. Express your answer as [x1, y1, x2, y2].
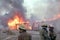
[0, 0, 26, 27]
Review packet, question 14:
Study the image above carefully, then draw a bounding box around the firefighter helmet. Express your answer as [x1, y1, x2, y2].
[41, 24, 47, 27]
[49, 25, 54, 29]
[19, 24, 26, 30]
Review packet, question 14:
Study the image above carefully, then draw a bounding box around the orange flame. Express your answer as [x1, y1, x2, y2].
[8, 15, 24, 30]
[8, 15, 32, 30]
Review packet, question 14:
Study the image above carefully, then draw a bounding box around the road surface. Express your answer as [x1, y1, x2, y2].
[0, 30, 60, 40]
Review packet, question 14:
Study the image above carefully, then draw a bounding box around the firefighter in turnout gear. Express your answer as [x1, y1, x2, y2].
[39, 24, 50, 40]
[18, 24, 32, 40]
[49, 26, 56, 40]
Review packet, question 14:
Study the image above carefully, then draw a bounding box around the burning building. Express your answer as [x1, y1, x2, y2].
[0, 0, 32, 30]
[7, 12, 25, 30]
[7, 15, 32, 30]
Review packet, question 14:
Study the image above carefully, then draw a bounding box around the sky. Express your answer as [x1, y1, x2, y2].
[23, 0, 60, 21]
[23, 0, 49, 20]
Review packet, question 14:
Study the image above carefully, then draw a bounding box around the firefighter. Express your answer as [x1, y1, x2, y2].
[49, 26, 56, 40]
[39, 24, 50, 40]
[18, 24, 32, 40]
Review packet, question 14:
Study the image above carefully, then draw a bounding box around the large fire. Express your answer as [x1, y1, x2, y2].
[8, 15, 32, 30]
[8, 15, 25, 30]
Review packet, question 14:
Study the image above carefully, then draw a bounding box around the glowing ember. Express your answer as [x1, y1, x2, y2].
[8, 15, 25, 30]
